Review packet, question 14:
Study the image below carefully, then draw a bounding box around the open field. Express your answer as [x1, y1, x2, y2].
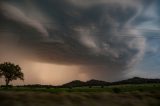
[0, 84, 160, 106]
[1, 83, 160, 93]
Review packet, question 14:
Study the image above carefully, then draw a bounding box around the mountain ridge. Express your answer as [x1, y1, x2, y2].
[61, 77, 160, 87]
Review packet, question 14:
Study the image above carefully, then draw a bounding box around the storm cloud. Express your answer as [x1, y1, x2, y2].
[0, 0, 156, 82]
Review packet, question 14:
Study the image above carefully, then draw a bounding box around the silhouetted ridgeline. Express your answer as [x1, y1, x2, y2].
[61, 77, 160, 88]
[62, 79, 110, 88]
[62, 80, 86, 88]
[112, 77, 160, 85]
[1, 77, 160, 88]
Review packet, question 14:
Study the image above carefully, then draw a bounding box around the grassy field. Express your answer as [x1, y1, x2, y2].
[1, 83, 160, 93]
[0, 84, 160, 106]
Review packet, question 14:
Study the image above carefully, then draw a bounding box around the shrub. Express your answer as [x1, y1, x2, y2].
[112, 88, 121, 93]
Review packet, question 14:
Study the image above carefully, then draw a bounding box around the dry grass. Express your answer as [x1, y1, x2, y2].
[0, 91, 160, 106]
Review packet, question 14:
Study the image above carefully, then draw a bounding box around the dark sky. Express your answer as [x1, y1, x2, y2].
[0, 0, 160, 85]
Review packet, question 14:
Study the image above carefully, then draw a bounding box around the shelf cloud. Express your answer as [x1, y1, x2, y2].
[0, 0, 157, 82]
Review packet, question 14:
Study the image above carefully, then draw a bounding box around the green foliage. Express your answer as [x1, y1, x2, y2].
[0, 62, 24, 86]
[112, 88, 121, 93]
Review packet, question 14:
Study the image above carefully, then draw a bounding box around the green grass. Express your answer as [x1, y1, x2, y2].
[0, 83, 160, 93]
[0, 84, 160, 106]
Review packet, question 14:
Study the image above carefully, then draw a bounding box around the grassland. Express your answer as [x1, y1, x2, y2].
[0, 84, 160, 106]
[1, 83, 160, 93]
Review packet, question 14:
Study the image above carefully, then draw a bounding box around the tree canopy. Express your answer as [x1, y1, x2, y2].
[0, 62, 24, 86]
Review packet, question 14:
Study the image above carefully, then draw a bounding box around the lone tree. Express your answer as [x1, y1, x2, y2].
[0, 62, 24, 87]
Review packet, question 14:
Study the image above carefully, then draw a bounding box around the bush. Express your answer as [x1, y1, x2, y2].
[89, 86, 92, 88]
[1, 85, 13, 88]
[138, 88, 143, 92]
[101, 86, 104, 88]
[112, 88, 121, 93]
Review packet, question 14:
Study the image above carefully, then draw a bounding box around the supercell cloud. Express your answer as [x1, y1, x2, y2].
[0, 0, 158, 83]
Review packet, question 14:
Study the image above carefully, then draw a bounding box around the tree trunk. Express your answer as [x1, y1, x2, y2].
[5, 79, 10, 88]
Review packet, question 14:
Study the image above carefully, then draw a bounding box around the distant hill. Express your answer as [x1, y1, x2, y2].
[112, 77, 160, 85]
[62, 79, 110, 87]
[61, 77, 160, 87]
[62, 80, 85, 87]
